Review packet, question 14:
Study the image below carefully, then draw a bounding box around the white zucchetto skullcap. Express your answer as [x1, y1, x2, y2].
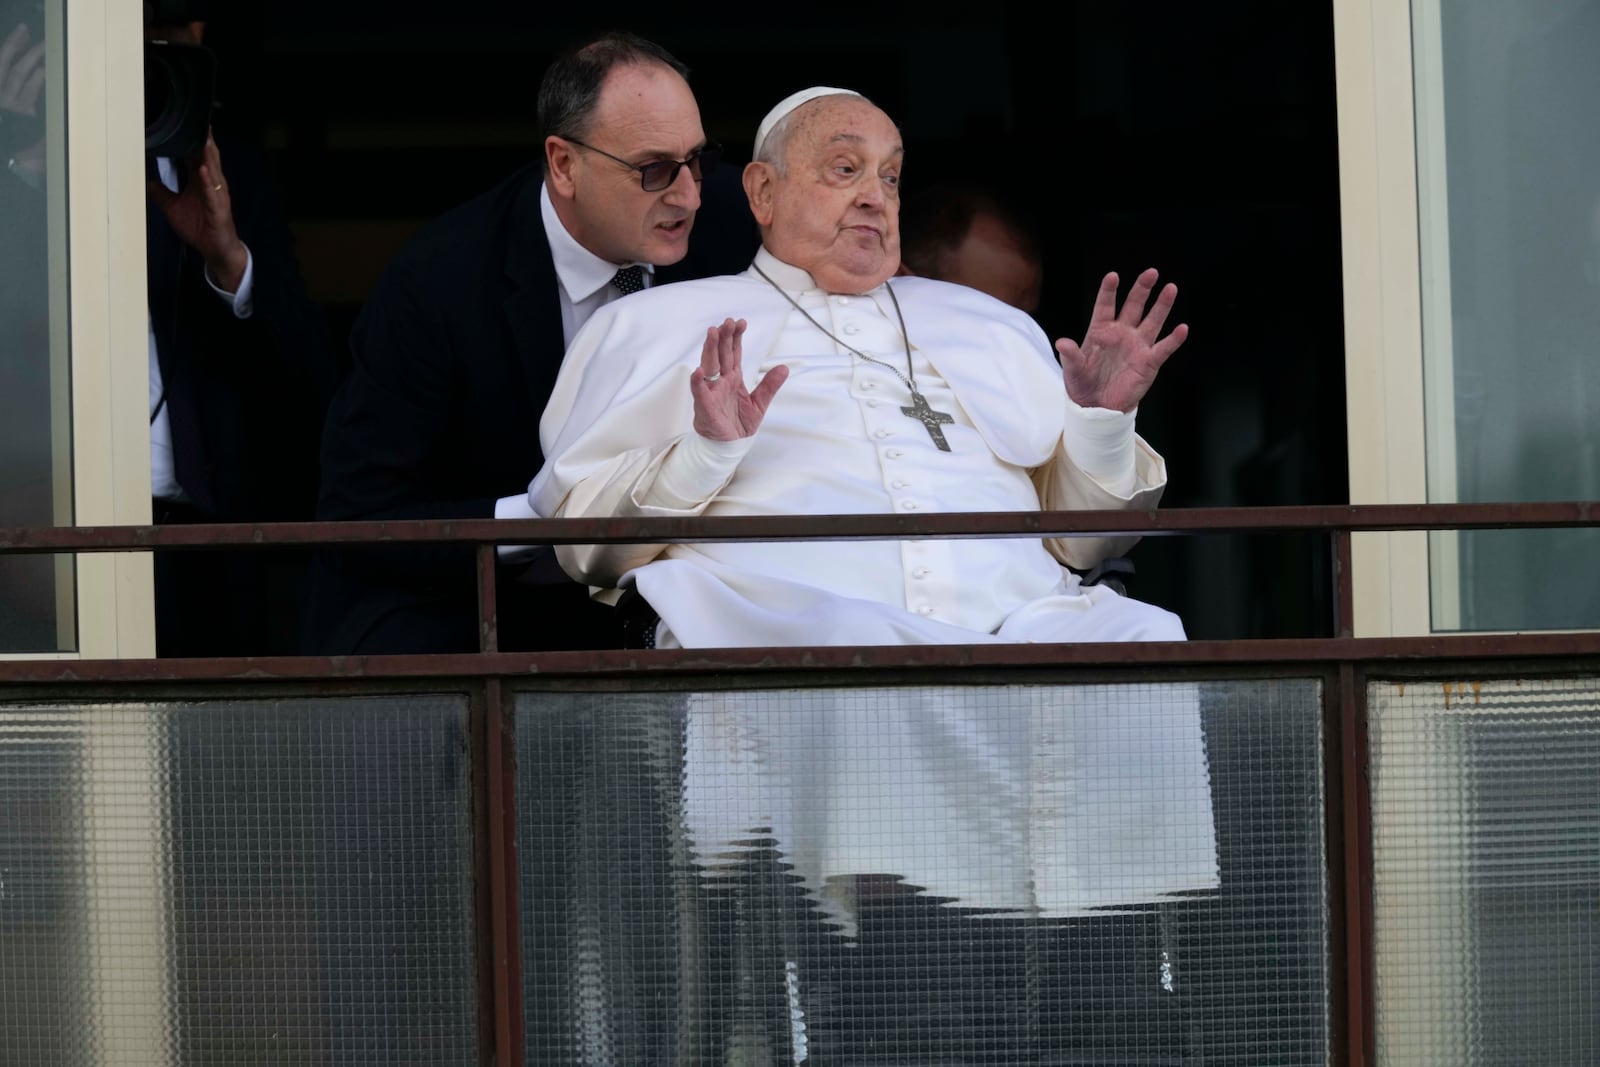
[753, 86, 864, 159]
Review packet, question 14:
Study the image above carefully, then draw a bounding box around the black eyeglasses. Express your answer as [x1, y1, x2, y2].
[565, 138, 721, 192]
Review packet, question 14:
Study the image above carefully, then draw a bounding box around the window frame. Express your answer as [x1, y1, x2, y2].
[1334, 0, 1433, 638]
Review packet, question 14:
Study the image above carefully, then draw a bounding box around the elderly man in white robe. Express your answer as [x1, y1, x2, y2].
[531, 86, 1220, 1056]
[535, 86, 1188, 648]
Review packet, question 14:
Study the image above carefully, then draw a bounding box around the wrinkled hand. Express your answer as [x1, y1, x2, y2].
[690, 318, 789, 441]
[0, 22, 45, 118]
[146, 130, 249, 292]
[1055, 268, 1188, 413]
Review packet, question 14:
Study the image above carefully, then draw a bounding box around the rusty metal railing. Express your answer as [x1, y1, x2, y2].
[3, 501, 1598, 1067]
[3, 500, 1597, 669]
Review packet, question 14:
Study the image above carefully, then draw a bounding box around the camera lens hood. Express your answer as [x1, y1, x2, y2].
[144, 41, 215, 158]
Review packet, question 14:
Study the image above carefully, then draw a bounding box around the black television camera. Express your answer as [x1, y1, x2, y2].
[144, 0, 214, 158]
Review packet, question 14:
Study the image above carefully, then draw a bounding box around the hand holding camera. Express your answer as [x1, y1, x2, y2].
[147, 128, 247, 292]
[143, 2, 245, 291]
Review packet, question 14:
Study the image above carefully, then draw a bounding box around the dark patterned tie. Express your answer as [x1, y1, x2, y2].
[611, 265, 645, 296]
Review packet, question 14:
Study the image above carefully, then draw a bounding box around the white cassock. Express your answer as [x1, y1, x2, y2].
[531, 247, 1218, 914]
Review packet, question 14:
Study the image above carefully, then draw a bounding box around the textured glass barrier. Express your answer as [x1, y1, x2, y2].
[1370, 676, 1600, 1066]
[0, 696, 478, 1065]
[518, 679, 1329, 1064]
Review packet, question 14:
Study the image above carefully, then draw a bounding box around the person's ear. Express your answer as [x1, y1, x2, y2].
[743, 162, 776, 226]
[546, 137, 579, 197]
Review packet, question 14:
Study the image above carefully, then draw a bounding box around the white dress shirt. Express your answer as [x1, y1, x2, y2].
[491, 183, 655, 558]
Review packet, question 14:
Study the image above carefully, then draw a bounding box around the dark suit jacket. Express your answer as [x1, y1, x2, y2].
[305, 162, 760, 654]
[147, 135, 337, 523]
[146, 134, 338, 657]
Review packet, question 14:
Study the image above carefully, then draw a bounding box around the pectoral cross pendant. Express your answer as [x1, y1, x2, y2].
[902, 390, 955, 452]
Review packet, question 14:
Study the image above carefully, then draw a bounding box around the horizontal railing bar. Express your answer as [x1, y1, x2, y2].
[3, 631, 1600, 682]
[0, 502, 1596, 554]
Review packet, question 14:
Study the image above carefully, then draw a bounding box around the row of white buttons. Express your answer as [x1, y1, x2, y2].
[907, 524, 933, 611]
[906, 500, 935, 611]
[860, 355, 916, 506]
[868, 343, 918, 504]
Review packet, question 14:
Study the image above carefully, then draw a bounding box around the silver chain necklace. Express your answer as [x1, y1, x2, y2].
[752, 263, 955, 451]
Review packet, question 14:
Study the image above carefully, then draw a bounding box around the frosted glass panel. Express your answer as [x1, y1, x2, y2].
[518, 679, 1331, 1064]
[1415, 1, 1600, 631]
[1370, 676, 1600, 1065]
[0, 695, 478, 1065]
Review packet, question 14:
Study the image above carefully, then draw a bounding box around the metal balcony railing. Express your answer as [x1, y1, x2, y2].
[1, 502, 1598, 1067]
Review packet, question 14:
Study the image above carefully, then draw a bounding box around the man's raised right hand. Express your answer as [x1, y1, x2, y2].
[690, 317, 788, 440]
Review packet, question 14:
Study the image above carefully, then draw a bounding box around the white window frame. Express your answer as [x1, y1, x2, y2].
[1334, 0, 1434, 638]
[1, 0, 156, 662]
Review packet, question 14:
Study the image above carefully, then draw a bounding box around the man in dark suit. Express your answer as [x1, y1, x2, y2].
[307, 31, 759, 654]
[144, 12, 338, 657]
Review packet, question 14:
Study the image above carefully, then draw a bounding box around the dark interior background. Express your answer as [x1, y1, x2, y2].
[199, 0, 1347, 640]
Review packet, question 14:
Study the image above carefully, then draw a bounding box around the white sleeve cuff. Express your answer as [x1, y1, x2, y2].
[1061, 395, 1139, 496]
[494, 492, 541, 561]
[205, 246, 255, 318]
[642, 433, 754, 510]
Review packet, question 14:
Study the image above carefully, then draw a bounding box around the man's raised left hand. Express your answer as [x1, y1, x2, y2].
[1055, 267, 1188, 413]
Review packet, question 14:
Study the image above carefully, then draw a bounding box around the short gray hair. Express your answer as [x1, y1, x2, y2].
[754, 91, 877, 175]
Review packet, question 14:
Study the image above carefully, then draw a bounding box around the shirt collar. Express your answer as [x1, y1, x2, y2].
[540, 182, 654, 301]
[750, 246, 824, 294]
[749, 247, 920, 354]
[749, 246, 889, 301]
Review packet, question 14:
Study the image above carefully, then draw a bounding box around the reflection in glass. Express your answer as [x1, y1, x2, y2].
[1416, 1, 1600, 631]
[0, 0, 73, 652]
[0, 696, 479, 1064]
[518, 680, 1331, 1064]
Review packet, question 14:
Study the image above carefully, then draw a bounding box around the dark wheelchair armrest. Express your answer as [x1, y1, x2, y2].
[616, 588, 663, 649]
[1073, 556, 1135, 597]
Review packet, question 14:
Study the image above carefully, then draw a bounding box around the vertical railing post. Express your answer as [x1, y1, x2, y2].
[1334, 529, 1356, 638]
[477, 543, 499, 654]
[479, 676, 523, 1064]
[1333, 661, 1372, 1067]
